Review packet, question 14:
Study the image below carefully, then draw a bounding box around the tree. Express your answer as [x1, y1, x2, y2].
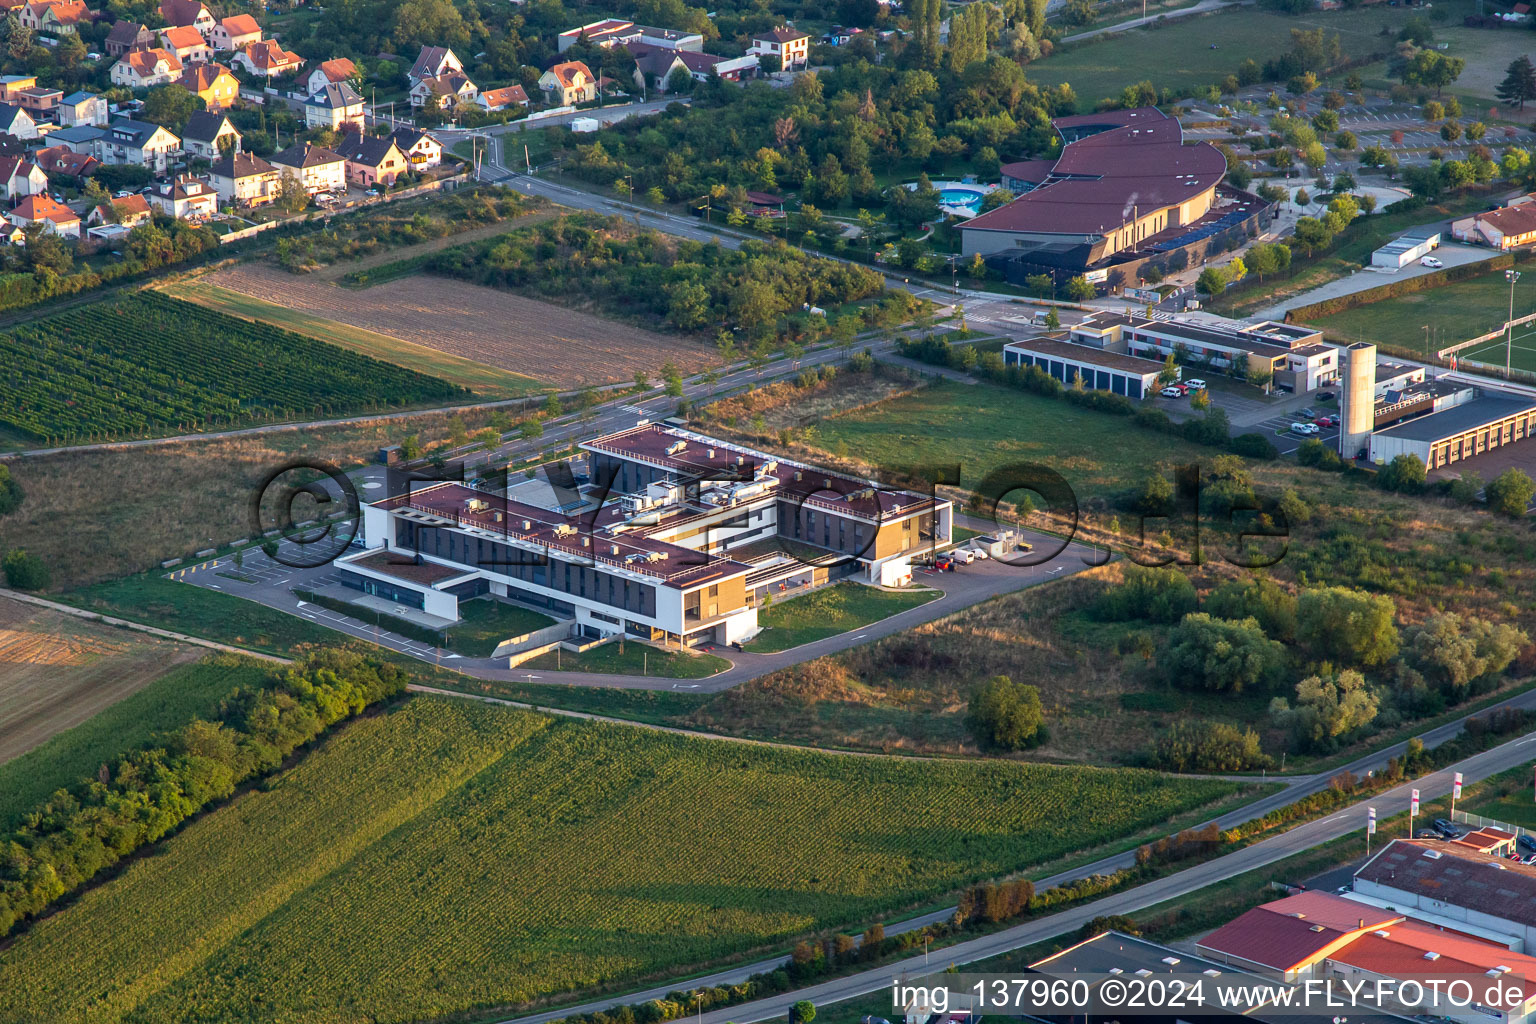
[1293, 216, 1332, 256]
[1161, 614, 1287, 693]
[1404, 613, 1528, 693]
[1044, 306, 1060, 329]
[1065, 275, 1096, 301]
[2, 548, 48, 590]
[0, 464, 21, 516]
[791, 1002, 817, 1024]
[1271, 670, 1380, 750]
[142, 84, 197, 130]
[1206, 576, 1298, 641]
[1402, 50, 1465, 96]
[1335, 129, 1357, 151]
[276, 171, 308, 213]
[967, 675, 1046, 750]
[1197, 266, 1228, 296]
[1485, 468, 1535, 517]
[1497, 55, 1536, 111]
[1149, 721, 1269, 771]
[1297, 586, 1399, 667]
[1377, 453, 1427, 493]
[1094, 565, 1195, 622]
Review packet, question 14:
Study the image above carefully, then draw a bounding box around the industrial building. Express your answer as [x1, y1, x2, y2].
[1353, 838, 1536, 950]
[1067, 311, 1339, 392]
[1001, 337, 1171, 398]
[353, 426, 952, 647]
[1371, 229, 1440, 269]
[964, 107, 1272, 286]
[1341, 343, 1536, 469]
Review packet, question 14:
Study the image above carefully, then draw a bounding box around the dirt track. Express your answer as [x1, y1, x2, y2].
[206, 264, 715, 387]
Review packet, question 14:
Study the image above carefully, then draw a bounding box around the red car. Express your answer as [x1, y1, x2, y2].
[1314, 415, 1338, 427]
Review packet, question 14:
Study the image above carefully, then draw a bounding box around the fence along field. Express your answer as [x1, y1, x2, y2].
[0, 291, 467, 445]
[0, 697, 1241, 1024]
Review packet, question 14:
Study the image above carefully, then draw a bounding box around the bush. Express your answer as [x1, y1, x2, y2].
[1, 548, 48, 590]
[967, 675, 1046, 750]
[1204, 577, 1298, 641]
[1147, 720, 1271, 771]
[1485, 468, 1535, 517]
[1162, 613, 1287, 692]
[1231, 433, 1278, 460]
[0, 465, 21, 515]
[1377, 454, 1427, 494]
[1094, 565, 1198, 623]
[1297, 586, 1398, 668]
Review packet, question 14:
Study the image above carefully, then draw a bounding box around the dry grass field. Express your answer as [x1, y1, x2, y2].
[203, 264, 715, 387]
[0, 597, 201, 763]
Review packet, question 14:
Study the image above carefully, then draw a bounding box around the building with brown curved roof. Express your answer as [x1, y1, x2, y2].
[959, 107, 1234, 270]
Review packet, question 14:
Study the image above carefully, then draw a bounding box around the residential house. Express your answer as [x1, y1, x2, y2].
[157, 0, 212, 33]
[208, 149, 276, 205]
[409, 72, 477, 110]
[147, 174, 217, 218]
[0, 103, 37, 140]
[388, 126, 441, 168]
[99, 117, 180, 173]
[8, 194, 79, 237]
[13, 85, 61, 117]
[407, 45, 462, 85]
[538, 60, 596, 105]
[179, 62, 238, 109]
[335, 133, 407, 187]
[270, 141, 345, 193]
[1451, 201, 1536, 250]
[56, 90, 108, 126]
[180, 109, 239, 158]
[303, 57, 355, 95]
[0, 75, 34, 102]
[304, 81, 363, 130]
[474, 84, 527, 111]
[159, 25, 212, 64]
[34, 144, 98, 179]
[628, 45, 756, 92]
[86, 192, 152, 227]
[18, 0, 89, 35]
[110, 47, 182, 88]
[104, 20, 152, 56]
[0, 153, 47, 197]
[207, 13, 259, 51]
[233, 39, 302, 77]
[746, 27, 809, 71]
[44, 123, 104, 155]
[556, 19, 704, 52]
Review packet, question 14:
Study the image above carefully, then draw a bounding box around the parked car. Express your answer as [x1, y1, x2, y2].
[1317, 390, 1336, 401]
[1299, 407, 1318, 419]
[1291, 422, 1320, 435]
[1523, 853, 1536, 866]
[1315, 415, 1339, 427]
[953, 548, 976, 565]
[1421, 256, 1444, 269]
[1184, 378, 1208, 391]
[934, 555, 955, 571]
[1160, 386, 1183, 398]
[1519, 834, 1536, 853]
[1433, 818, 1464, 838]
[969, 545, 989, 560]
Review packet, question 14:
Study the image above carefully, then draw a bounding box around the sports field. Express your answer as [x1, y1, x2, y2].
[1298, 264, 1536, 366]
[0, 696, 1241, 1024]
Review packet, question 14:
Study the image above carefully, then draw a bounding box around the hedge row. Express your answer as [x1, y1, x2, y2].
[1286, 251, 1516, 322]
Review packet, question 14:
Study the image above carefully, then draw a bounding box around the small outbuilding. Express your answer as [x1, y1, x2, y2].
[1371, 229, 1440, 269]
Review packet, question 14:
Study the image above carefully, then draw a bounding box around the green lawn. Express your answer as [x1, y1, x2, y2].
[1299, 259, 1536, 364]
[444, 598, 557, 657]
[0, 696, 1241, 1024]
[0, 655, 274, 831]
[810, 377, 1212, 502]
[1027, 2, 1474, 105]
[58, 572, 336, 657]
[745, 582, 940, 653]
[520, 639, 731, 678]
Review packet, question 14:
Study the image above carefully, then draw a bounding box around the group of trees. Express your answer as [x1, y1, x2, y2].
[0, 650, 408, 937]
[967, 675, 1046, 750]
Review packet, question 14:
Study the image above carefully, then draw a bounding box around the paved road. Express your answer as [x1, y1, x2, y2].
[492, 702, 1536, 1024]
[1059, 0, 1250, 41]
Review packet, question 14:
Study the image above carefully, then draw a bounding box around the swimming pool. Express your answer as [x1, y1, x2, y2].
[938, 187, 986, 213]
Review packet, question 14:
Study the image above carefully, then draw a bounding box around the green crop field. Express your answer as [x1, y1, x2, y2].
[0, 696, 1240, 1024]
[810, 377, 1212, 502]
[0, 291, 468, 444]
[1298, 264, 1536, 364]
[746, 581, 940, 652]
[0, 655, 274, 830]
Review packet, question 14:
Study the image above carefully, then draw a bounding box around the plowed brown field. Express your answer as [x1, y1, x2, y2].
[204, 264, 714, 387]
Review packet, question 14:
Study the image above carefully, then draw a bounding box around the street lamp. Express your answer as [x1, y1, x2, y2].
[1508, 269, 1523, 377]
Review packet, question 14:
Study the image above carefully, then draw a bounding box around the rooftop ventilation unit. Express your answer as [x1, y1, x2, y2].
[1423, 850, 1443, 860]
[1160, 957, 1180, 966]
[522, 519, 532, 531]
[465, 497, 489, 513]
[1309, 925, 1326, 933]
[665, 440, 687, 456]
[1134, 969, 1153, 978]
[493, 511, 503, 523]
[1374, 930, 1392, 938]
[552, 524, 576, 538]
[1108, 968, 1124, 976]
[1203, 970, 1222, 977]
[1424, 952, 1441, 961]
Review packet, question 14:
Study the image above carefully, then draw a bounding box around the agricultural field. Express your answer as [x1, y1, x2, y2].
[1029, 1, 1474, 105]
[746, 581, 941, 653]
[0, 696, 1242, 1024]
[0, 597, 203, 767]
[174, 283, 542, 400]
[0, 651, 273, 829]
[0, 292, 467, 445]
[203, 263, 715, 388]
[1298, 259, 1536, 364]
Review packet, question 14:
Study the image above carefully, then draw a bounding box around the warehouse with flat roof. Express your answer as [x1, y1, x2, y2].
[1002, 337, 1170, 398]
